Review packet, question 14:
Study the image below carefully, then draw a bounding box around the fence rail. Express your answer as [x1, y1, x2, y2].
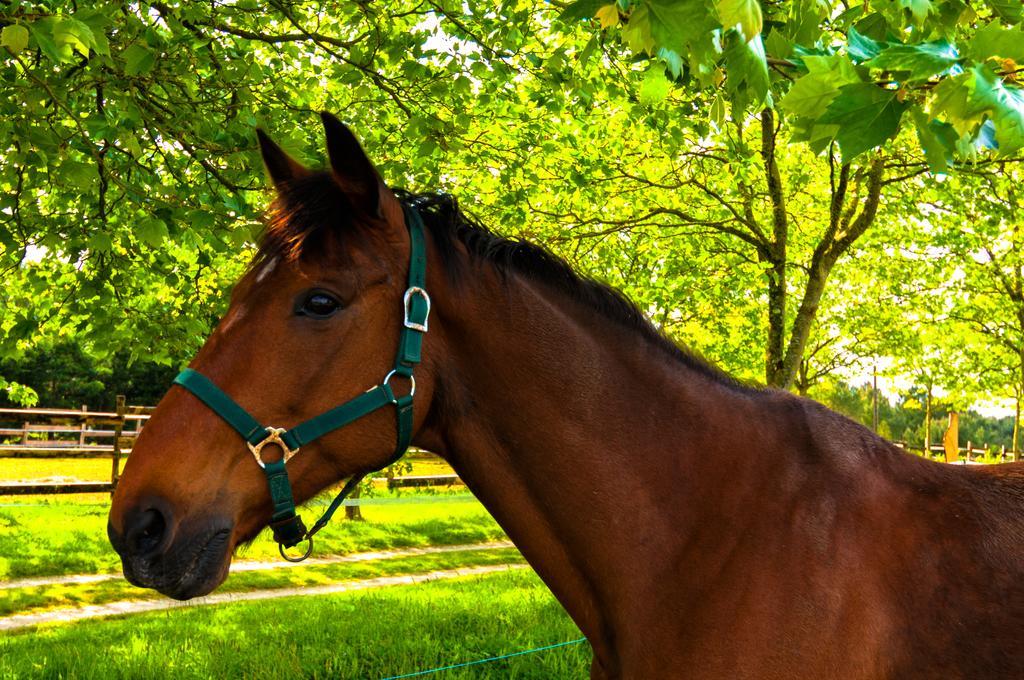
[384, 474, 462, 488]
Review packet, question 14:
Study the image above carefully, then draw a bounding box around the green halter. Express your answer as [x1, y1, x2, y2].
[172, 204, 430, 562]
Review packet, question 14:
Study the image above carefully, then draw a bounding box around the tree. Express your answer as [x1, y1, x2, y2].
[1, 1, 620, 366]
[556, 0, 1024, 388]
[922, 167, 1024, 453]
[562, 0, 1024, 166]
[2, 0, 1022, 406]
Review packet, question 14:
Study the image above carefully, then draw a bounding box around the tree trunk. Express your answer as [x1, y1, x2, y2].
[924, 384, 932, 457]
[1015, 381, 1022, 461]
[765, 257, 787, 385]
[795, 358, 810, 396]
[775, 157, 885, 389]
[345, 484, 363, 521]
[760, 109, 788, 387]
[872, 368, 879, 433]
[776, 258, 833, 389]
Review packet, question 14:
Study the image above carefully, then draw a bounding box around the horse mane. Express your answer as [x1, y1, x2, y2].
[255, 173, 757, 394]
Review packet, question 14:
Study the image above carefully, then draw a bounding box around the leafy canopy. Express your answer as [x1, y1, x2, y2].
[561, 0, 1024, 167]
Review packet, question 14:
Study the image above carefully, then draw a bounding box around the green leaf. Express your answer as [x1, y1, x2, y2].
[787, 0, 828, 45]
[578, 34, 599, 64]
[847, 27, 882, 62]
[639, 66, 671, 104]
[852, 12, 889, 42]
[716, 0, 762, 41]
[710, 93, 727, 126]
[658, 47, 684, 77]
[804, 54, 860, 79]
[52, 17, 96, 58]
[119, 132, 142, 157]
[994, 93, 1024, 154]
[592, 4, 616, 28]
[985, 0, 1023, 25]
[59, 160, 96, 190]
[123, 44, 155, 76]
[137, 217, 168, 248]
[88, 232, 113, 253]
[723, 32, 770, 113]
[780, 55, 860, 118]
[28, 20, 70, 63]
[910, 106, 952, 173]
[559, 0, 609, 21]
[865, 40, 959, 80]
[780, 75, 842, 118]
[819, 83, 908, 160]
[1, 24, 29, 54]
[622, 5, 656, 53]
[897, 0, 933, 25]
[764, 28, 793, 59]
[967, 22, 1024, 63]
[932, 72, 987, 135]
[646, 0, 714, 56]
[74, 9, 111, 56]
[967, 65, 1024, 154]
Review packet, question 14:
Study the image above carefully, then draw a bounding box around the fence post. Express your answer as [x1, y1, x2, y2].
[110, 395, 126, 496]
[79, 404, 87, 446]
[943, 412, 959, 463]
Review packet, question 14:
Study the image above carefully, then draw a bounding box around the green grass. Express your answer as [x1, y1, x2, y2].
[0, 569, 589, 679]
[0, 490, 504, 580]
[0, 547, 524, 618]
[0, 457, 114, 484]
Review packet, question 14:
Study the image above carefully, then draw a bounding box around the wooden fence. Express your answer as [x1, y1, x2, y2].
[894, 441, 1015, 462]
[0, 401, 461, 496]
[0, 397, 152, 495]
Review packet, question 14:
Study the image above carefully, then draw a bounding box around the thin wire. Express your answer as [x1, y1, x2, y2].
[380, 638, 588, 680]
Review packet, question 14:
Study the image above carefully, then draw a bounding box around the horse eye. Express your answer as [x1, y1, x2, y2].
[298, 292, 342, 319]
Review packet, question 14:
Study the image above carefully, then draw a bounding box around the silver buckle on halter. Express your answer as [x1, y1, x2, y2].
[247, 427, 299, 468]
[403, 286, 431, 332]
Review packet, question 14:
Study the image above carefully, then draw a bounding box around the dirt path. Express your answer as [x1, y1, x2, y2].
[0, 540, 515, 590]
[0, 563, 529, 632]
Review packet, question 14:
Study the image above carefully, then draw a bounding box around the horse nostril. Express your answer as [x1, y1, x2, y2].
[125, 507, 169, 559]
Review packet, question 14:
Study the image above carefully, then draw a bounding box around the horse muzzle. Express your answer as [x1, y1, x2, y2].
[107, 503, 233, 600]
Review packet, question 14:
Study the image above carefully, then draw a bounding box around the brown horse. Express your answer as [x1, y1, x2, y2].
[109, 114, 1024, 679]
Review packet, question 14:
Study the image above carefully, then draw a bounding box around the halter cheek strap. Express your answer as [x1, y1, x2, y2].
[171, 205, 430, 562]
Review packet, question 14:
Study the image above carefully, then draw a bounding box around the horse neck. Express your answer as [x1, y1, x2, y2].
[415, 264, 796, 656]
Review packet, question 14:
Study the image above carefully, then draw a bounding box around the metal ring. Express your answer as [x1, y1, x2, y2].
[279, 537, 314, 562]
[247, 427, 299, 469]
[383, 370, 416, 401]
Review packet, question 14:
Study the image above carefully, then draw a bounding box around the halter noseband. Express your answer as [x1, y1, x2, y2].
[171, 205, 430, 562]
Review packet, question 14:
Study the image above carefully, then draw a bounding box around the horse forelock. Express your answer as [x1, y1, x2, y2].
[252, 171, 360, 269]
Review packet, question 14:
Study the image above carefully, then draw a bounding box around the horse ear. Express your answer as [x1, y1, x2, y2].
[256, 129, 309, 188]
[321, 111, 383, 216]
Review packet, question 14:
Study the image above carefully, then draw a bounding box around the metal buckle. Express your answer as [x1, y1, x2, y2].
[247, 427, 298, 469]
[383, 370, 416, 402]
[403, 286, 430, 332]
[279, 537, 314, 562]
